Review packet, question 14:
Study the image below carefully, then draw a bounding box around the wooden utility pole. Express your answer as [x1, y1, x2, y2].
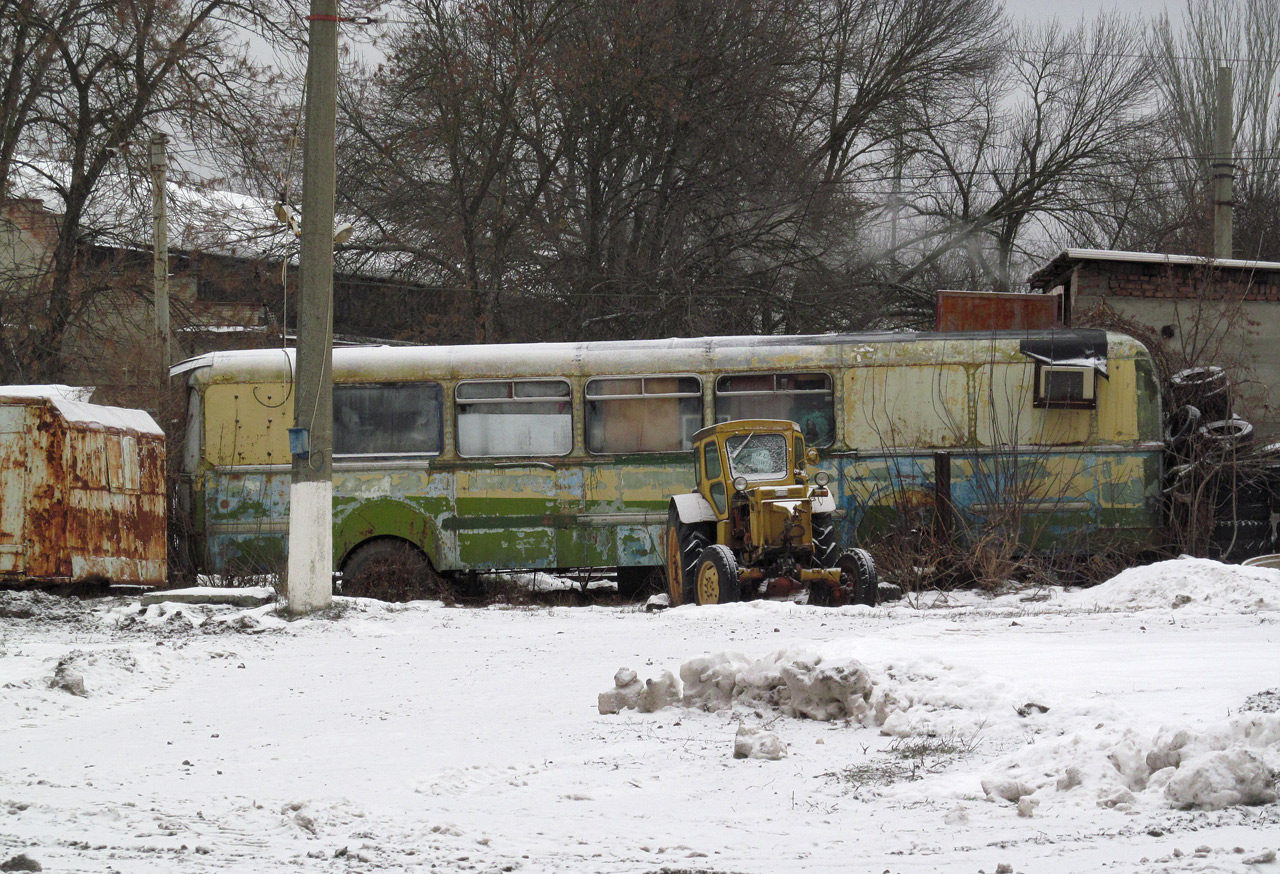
[149, 133, 170, 386]
[1212, 65, 1234, 260]
[286, 0, 338, 615]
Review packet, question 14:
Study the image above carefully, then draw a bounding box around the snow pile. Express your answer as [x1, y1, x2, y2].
[733, 724, 786, 760]
[1069, 557, 1280, 612]
[0, 589, 89, 623]
[597, 667, 680, 714]
[983, 713, 1280, 813]
[46, 648, 144, 698]
[106, 600, 285, 634]
[600, 650, 1031, 740]
[679, 650, 876, 721]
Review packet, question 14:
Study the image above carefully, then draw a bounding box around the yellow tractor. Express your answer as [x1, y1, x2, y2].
[663, 419, 877, 607]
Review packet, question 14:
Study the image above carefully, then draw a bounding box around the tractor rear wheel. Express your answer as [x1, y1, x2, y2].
[694, 544, 741, 605]
[664, 506, 710, 606]
[837, 548, 878, 607]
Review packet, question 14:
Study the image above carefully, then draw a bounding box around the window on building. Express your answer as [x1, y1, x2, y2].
[456, 379, 572, 457]
[585, 376, 701, 454]
[715, 372, 835, 447]
[334, 382, 443, 458]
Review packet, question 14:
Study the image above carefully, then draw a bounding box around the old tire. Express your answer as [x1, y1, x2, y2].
[1165, 404, 1202, 448]
[664, 507, 710, 606]
[1199, 417, 1254, 454]
[1171, 366, 1231, 420]
[811, 512, 840, 567]
[837, 548, 878, 607]
[340, 538, 438, 601]
[693, 544, 741, 606]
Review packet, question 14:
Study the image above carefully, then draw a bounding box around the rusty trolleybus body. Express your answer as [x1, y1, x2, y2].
[173, 329, 1162, 584]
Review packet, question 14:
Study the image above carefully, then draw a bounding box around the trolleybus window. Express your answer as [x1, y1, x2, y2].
[334, 382, 443, 458]
[585, 375, 701, 454]
[715, 372, 835, 447]
[456, 378, 572, 457]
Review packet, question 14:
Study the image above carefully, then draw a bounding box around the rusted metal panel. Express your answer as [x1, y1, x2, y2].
[936, 290, 1061, 332]
[0, 392, 166, 587]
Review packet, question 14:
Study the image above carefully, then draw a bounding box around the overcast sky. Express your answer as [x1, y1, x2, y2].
[1002, 0, 1175, 22]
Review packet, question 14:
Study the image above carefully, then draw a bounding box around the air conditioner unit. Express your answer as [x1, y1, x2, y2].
[1035, 364, 1096, 409]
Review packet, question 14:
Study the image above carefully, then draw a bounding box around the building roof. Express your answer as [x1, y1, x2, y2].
[1029, 248, 1280, 289]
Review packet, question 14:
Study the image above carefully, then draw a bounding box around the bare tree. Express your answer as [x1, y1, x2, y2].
[0, 0, 291, 382]
[796, 0, 1002, 186]
[890, 15, 1155, 300]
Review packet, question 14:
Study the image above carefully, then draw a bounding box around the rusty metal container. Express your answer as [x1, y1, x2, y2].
[0, 388, 166, 587]
[935, 290, 1062, 332]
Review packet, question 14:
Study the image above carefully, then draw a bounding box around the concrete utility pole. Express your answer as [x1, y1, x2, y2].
[286, 0, 339, 615]
[149, 133, 170, 386]
[1212, 65, 1234, 260]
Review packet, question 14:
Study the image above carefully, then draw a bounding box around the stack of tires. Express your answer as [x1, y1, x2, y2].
[1163, 366, 1276, 561]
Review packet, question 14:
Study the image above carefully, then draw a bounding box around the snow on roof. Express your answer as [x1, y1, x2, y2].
[0, 384, 94, 402]
[0, 385, 162, 436]
[1029, 248, 1280, 287]
[7, 158, 407, 278]
[171, 329, 1152, 384]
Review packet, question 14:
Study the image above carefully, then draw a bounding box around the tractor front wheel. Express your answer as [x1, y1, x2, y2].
[694, 544, 741, 605]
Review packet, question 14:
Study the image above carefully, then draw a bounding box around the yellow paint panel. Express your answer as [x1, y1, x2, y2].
[204, 383, 293, 466]
[1095, 360, 1139, 442]
[845, 366, 971, 449]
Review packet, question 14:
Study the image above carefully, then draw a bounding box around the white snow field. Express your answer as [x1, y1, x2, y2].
[1, 557, 1278, 874]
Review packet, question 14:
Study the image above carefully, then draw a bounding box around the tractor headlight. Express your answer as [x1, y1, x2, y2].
[733, 475, 748, 492]
[814, 470, 830, 487]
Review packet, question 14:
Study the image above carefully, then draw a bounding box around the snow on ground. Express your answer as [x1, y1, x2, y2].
[1, 558, 1278, 873]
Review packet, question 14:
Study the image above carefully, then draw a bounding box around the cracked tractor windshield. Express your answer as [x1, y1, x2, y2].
[726, 432, 788, 480]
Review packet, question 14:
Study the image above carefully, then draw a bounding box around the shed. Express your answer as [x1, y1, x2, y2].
[0, 386, 166, 587]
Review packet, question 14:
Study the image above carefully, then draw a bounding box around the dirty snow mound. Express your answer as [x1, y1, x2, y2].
[106, 600, 285, 635]
[602, 650, 1036, 741]
[47, 648, 141, 698]
[0, 590, 89, 622]
[680, 650, 875, 721]
[1070, 557, 1280, 612]
[1165, 747, 1277, 809]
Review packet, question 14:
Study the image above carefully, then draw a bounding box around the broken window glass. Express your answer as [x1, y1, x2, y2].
[725, 432, 789, 480]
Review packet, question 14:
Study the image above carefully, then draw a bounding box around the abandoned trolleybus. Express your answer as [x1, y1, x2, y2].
[172, 329, 1163, 591]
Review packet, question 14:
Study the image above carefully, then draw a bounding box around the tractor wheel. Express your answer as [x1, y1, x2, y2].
[693, 545, 741, 605]
[664, 506, 710, 606]
[811, 512, 839, 567]
[837, 548, 878, 607]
